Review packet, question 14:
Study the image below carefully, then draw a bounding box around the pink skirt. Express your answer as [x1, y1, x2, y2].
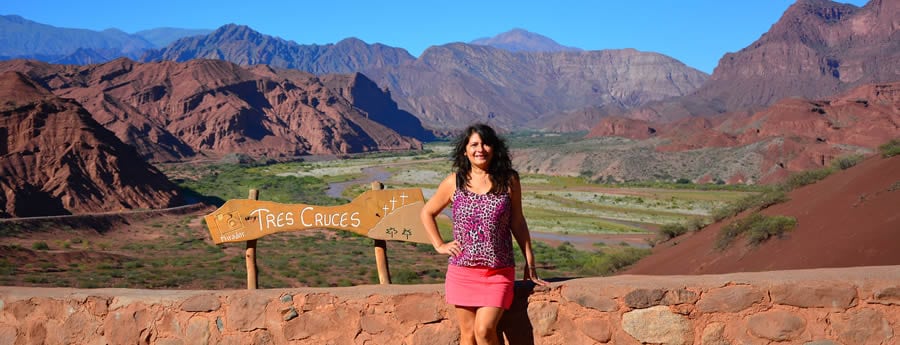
[445, 265, 515, 309]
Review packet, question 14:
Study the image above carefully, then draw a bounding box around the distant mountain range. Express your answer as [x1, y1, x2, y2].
[137, 25, 707, 129]
[470, 28, 582, 52]
[0, 15, 711, 130]
[0, 15, 209, 64]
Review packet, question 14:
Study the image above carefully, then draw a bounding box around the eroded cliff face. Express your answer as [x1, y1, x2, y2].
[0, 58, 422, 163]
[1, 265, 897, 344]
[0, 71, 182, 217]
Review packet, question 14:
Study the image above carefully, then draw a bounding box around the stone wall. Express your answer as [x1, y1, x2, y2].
[1, 265, 898, 345]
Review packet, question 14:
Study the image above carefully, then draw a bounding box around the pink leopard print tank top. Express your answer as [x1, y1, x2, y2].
[448, 188, 515, 268]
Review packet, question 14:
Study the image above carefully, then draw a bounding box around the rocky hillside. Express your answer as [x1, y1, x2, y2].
[319, 73, 434, 141]
[625, 152, 900, 275]
[364, 45, 708, 129]
[518, 82, 899, 184]
[0, 71, 183, 217]
[140, 24, 416, 75]
[0, 58, 423, 162]
[595, 0, 899, 123]
[137, 24, 707, 130]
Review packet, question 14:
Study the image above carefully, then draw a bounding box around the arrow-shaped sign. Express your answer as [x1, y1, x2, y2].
[205, 188, 430, 244]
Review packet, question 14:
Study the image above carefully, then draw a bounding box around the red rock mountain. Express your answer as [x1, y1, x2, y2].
[624, 153, 900, 275]
[0, 71, 183, 217]
[516, 82, 899, 184]
[583, 82, 900, 183]
[0, 58, 423, 162]
[582, 0, 899, 125]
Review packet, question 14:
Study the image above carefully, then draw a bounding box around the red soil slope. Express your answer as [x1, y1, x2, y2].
[624, 153, 900, 275]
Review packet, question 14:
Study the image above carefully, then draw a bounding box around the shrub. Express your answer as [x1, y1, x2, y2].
[31, 242, 50, 250]
[831, 154, 865, 170]
[782, 168, 833, 191]
[879, 138, 900, 158]
[659, 223, 688, 240]
[711, 189, 788, 222]
[716, 213, 797, 250]
[685, 217, 709, 232]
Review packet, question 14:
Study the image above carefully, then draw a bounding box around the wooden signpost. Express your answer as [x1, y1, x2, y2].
[204, 184, 430, 288]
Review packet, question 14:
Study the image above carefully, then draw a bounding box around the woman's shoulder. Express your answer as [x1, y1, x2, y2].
[439, 173, 458, 192]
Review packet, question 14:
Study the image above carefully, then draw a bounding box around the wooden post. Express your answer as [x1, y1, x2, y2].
[371, 181, 391, 284]
[246, 189, 259, 289]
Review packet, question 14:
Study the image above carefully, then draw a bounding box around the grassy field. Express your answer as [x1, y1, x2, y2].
[1, 144, 755, 289]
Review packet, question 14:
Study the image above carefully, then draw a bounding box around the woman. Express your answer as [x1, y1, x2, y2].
[421, 123, 548, 345]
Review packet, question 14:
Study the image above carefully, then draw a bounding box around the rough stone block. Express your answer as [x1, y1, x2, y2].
[828, 308, 893, 345]
[283, 312, 323, 341]
[393, 293, 442, 324]
[872, 286, 900, 305]
[562, 286, 617, 311]
[577, 317, 612, 343]
[181, 295, 221, 312]
[0, 325, 16, 345]
[697, 285, 764, 313]
[408, 321, 458, 345]
[663, 289, 700, 305]
[622, 306, 693, 345]
[300, 293, 335, 311]
[804, 340, 843, 345]
[701, 322, 729, 345]
[747, 310, 806, 341]
[624, 288, 665, 309]
[186, 317, 210, 345]
[225, 293, 269, 331]
[528, 301, 558, 337]
[770, 283, 857, 309]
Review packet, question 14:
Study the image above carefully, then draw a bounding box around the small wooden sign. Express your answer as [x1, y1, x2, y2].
[205, 188, 430, 244]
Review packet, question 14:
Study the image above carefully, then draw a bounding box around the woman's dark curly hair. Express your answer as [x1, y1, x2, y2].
[452, 123, 517, 193]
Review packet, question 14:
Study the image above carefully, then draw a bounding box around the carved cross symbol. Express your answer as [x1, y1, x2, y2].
[382, 204, 389, 215]
[389, 196, 398, 210]
[400, 192, 408, 206]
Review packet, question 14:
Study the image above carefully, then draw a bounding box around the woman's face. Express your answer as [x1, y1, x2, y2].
[465, 132, 493, 169]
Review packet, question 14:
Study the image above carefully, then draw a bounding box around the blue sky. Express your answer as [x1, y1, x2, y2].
[2, 0, 869, 74]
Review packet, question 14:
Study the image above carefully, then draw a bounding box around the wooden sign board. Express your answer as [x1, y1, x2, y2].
[205, 188, 431, 244]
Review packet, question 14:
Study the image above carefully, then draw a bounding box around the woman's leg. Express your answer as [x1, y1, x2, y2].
[455, 306, 477, 345]
[473, 306, 505, 345]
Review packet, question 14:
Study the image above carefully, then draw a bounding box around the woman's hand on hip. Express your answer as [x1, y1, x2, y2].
[435, 241, 461, 257]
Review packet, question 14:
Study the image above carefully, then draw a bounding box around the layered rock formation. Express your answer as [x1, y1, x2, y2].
[0, 58, 423, 162]
[365, 45, 708, 129]
[696, 0, 899, 110]
[601, 0, 900, 123]
[0, 71, 183, 217]
[1, 265, 897, 344]
[519, 82, 899, 183]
